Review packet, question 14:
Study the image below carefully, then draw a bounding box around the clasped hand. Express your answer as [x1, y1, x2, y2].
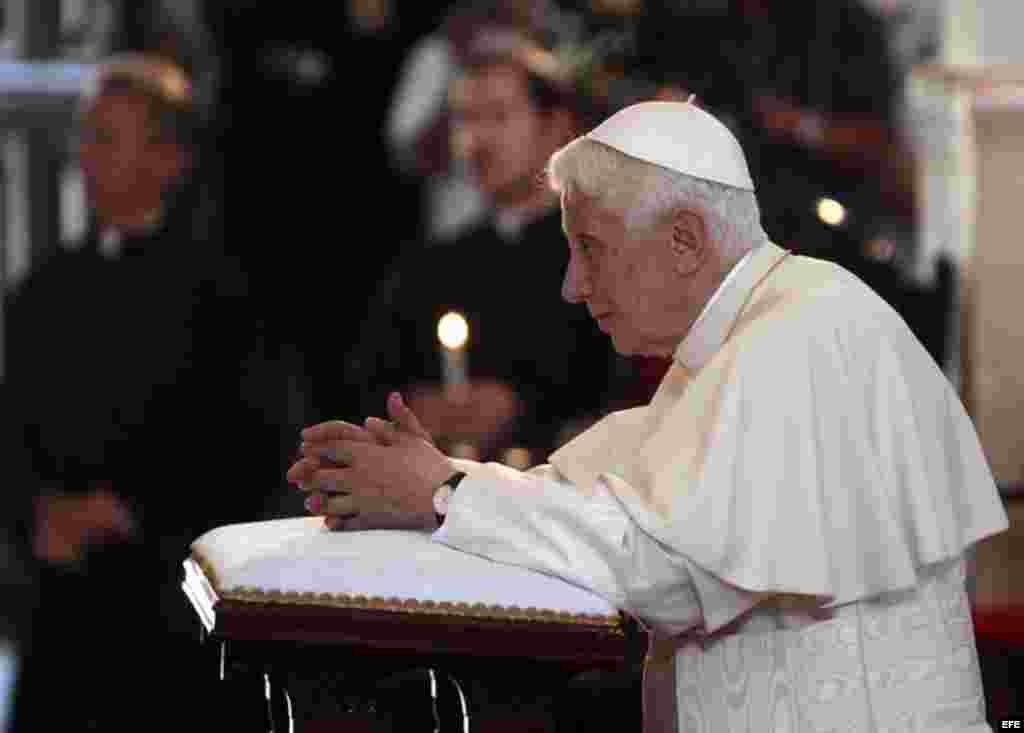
[286, 392, 457, 530]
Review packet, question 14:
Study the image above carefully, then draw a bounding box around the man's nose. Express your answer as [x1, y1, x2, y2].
[561, 255, 589, 304]
[451, 127, 475, 161]
[452, 125, 488, 160]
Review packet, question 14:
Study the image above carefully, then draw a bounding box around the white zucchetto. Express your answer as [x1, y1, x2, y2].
[586, 100, 755, 191]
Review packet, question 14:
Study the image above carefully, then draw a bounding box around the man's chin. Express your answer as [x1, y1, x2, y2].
[608, 331, 635, 356]
[609, 333, 672, 359]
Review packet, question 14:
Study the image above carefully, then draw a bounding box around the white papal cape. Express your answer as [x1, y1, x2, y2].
[434, 241, 1008, 733]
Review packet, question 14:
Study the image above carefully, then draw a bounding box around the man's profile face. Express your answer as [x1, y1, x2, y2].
[78, 92, 181, 223]
[449, 63, 566, 206]
[560, 191, 695, 357]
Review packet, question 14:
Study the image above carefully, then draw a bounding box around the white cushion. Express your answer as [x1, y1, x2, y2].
[191, 517, 618, 624]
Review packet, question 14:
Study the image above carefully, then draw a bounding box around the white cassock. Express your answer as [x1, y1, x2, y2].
[432, 241, 1009, 733]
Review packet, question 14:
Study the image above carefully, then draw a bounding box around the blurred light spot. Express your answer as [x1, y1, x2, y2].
[450, 442, 479, 460]
[522, 46, 564, 83]
[160, 68, 190, 102]
[268, 47, 332, 86]
[502, 447, 532, 470]
[293, 50, 330, 85]
[438, 311, 469, 351]
[866, 237, 896, 263]
[817, 198, 847, 227]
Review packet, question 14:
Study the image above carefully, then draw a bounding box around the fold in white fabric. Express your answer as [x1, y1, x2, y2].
[548, 243, 1008, 607]
[439, 243, 1008, 633]
[433, 463, 995, 731]
[435, 462, 757, 634]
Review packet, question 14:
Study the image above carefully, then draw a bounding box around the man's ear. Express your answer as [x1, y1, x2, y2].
[545, 107, 577, 148]
[670, 209, 710, 277]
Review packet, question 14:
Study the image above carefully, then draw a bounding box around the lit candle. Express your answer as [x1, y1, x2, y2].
[816, 197, 847, 227]
[437, 311, 469, 390]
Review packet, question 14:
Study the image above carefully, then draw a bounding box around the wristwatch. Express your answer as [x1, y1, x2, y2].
[433, 471, 467, 525]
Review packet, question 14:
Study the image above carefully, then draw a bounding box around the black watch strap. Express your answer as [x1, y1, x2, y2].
[434, 471, 467, 526]
[446, 471, 467, 490]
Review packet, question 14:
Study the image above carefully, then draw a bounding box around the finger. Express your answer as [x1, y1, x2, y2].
[298, 477, 328, 494]
[287, 456, 321, 485]
[364, 416, 399, 445]
[288, 455, 318, 479]
[312, 466, 359, 487]
[308, 475, 352, 495]
[304, 492, 324, 514]
[324, 515, 358, 531]
[322, 493, 359, 516]
[388, 391, 433, 442]
[301, 420, 376, 443]
[300, 440, 356, 465]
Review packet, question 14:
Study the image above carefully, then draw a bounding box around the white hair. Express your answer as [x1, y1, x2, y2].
[546, 136, 767, 264]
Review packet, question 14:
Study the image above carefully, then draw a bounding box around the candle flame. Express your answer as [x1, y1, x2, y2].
[438, 311, 469, 350]
[816, 198, 847, 227]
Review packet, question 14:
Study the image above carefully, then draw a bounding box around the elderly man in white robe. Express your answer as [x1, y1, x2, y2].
[289, 101, 1008, 733]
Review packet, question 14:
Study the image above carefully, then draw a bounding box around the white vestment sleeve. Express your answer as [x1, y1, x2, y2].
[433, 462, 757, 633]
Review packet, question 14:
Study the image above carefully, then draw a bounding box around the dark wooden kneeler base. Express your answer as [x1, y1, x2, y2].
[183, 557, 642, 731]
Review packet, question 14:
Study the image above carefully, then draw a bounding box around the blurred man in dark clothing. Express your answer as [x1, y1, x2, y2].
[604, 0, 913, 245]
[596, 0, 950, 366]
[342, 15, 626, 468]
[2, 56, 285, 731]
[5, 54, 281, 556]
[207, 1, 448, 454]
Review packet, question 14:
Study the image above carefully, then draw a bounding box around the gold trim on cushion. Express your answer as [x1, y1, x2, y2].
[190, 550, 622, 631]
[193, 550, 224, 592]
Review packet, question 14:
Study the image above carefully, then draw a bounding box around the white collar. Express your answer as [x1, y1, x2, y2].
[673, 246, 758, 370]
[98, 227, 124, 259]
[97, 209, 164, 259]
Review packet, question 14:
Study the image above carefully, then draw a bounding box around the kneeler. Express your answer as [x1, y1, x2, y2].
[183, 517, 639, 732]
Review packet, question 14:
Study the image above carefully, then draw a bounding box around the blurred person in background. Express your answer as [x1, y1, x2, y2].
[581, 0, 912, 246]
[1, 55, 285, 731]
[705, 0, 950, 368]
[342, 3, 629, 470]
[580, 0, 953, 369]
[386, 0, 579, 242]
[0, 509, 31, 733]
[207, 1, 446, 464]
